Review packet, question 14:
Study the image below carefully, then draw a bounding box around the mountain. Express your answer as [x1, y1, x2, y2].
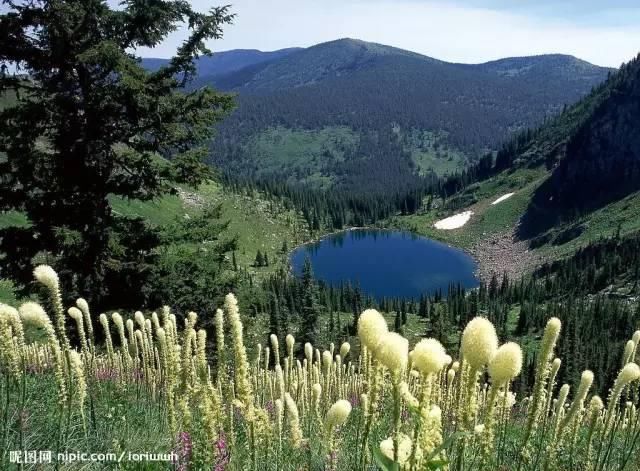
[209, 38, 436, 93]
[438, 53, 640, 251]
[193, 39, 612, 190]
[141, 47, 301, 78]
[513, 55, 640, 241]
[475, 54, 611, 82]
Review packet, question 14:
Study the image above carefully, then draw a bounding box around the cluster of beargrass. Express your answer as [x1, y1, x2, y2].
[1, 267, 640, 469]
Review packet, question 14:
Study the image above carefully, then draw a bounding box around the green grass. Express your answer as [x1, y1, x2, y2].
[0, 211, 30, 229]
[412, 150, 466, 176]
[1, 373, 173, 470]
[195, 182, 310, 275]
[245, 126, 359, 187]
[386, 167, 548, 249]
[536, 191, 640, 259]
[0, 181, 310, 287]
[110, 194, 186, 227]
[407, 130, 469, 176]
[110, 181, 311, 276]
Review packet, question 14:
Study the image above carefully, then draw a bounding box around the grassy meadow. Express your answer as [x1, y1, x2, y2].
[1, 266, 640, 470]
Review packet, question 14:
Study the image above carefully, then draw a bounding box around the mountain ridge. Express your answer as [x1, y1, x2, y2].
[199, 39, 612, 190]
[140, 39, 615, 194]
[141, 47, 301, 78]
[198, 39, 611, 93]
[515, 54, 640, 242]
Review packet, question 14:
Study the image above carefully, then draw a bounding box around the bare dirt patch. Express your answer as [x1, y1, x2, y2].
[469, 229, 544, 282]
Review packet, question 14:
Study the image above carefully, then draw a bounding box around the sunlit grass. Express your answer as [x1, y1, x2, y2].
[1, 266, 640, 470]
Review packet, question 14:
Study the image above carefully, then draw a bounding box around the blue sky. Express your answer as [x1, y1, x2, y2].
[127, 1, 640, 66]
[453, 0, 640, 25]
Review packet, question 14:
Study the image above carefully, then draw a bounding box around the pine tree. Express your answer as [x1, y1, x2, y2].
[280, 303, 290, 340]
[299, 258, 319, 346]
[350, 285, 363, 335]
[0, 1, 234, 309]
[269, 296, 280, 340]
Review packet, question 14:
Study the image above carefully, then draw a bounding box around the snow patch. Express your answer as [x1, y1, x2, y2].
[491, 193, 515, 205]
[434, 211, 473, 230]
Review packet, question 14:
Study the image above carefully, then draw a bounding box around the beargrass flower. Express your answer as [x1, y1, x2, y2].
[304, 342, 313, 363]
[447, 369, 456, 384]
[461, 317, 498, 369]
[375, 332, 409, 377]
[623, 340, 635, 365]
[358, 309, 388, 351]
[0, 304, 24, 351]
[285, 393, 303, 448]
[380, 433, 412, 465]
[286, 334, 295, 353]
[270, 334, 280, 365]
[618, 362, 640, 385]
[412, 338, 447, 375]
[522, 317, 562, 448]
[0, 316, 20, 381]
[325, 399, 352, 431]
[339, 342, 350, 359]
[488, 342, 523, 384]
[561, 370, 593, 432]
[33, 265, 59, 291]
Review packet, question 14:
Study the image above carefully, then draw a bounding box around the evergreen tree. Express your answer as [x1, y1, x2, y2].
[299, 258, 319, 346]
[394, 310, 402, 332]
[269, 296, 280, 339]
[0, 1, 234, 309]
[401, 301, 407, 325]
[279, 303, 290, 340]
[350, 285, 363, 335]
[152, 204, 237, 314]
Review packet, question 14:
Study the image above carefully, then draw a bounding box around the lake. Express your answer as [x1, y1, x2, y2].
[290, 229, 479, 299]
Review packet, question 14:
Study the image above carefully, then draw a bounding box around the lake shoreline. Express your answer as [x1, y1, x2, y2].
[289, 227, 480, 299]
[288, 225, 534, 291]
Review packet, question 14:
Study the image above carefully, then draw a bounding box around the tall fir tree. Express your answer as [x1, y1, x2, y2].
[299, 257, 319, 347]
[0, 0, 235, 309]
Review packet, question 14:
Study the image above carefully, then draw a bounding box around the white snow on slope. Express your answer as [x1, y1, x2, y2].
[491, 193, 515, 205]
[434, 211, 473, 230]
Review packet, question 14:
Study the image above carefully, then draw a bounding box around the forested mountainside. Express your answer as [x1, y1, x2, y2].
[141, 47, 300, 78]
[156, 39, 611, 191]
[492, 55, 640, 241]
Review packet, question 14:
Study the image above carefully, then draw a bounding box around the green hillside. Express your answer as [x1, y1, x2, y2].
[109, 182, 310, 275]
[206, 39, 611, 190]
[385, 54, 640, 282]
[0, 181, 310, 306]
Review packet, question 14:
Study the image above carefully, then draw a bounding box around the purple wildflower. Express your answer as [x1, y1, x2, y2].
[174, 431, 192, 471]
[213, 431, 230, 470]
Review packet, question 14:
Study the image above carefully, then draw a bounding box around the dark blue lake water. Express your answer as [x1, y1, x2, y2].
[290, 229, 479, 299]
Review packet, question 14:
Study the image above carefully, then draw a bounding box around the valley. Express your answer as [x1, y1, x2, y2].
[2, 2, 640, 468]
[196, 39, 612, 192]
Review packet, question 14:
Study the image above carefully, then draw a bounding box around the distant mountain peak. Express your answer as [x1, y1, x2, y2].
[477, 54, 612, 79]
[140, 46, 301, 78]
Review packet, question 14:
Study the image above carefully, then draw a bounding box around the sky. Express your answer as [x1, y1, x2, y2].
[135, 0, 640, 67]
